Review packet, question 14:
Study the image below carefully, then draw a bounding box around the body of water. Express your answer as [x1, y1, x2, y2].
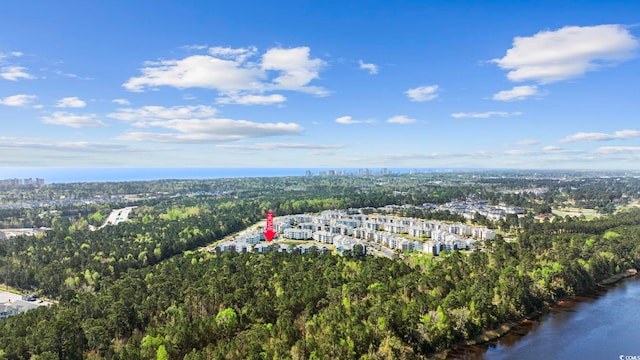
[451, 275, 640, 359]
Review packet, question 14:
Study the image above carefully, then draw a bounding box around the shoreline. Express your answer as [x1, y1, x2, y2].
[598, 268, 637, 285]
[434, 268, 638, 359]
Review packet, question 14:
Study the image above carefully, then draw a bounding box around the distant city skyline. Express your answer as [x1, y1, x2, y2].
[1, 1, 639, 169]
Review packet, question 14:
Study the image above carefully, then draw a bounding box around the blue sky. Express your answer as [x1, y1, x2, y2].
[1, 0, 639, 169]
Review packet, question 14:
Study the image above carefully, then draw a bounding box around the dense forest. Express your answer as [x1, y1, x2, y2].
[1, 172, 640, 359]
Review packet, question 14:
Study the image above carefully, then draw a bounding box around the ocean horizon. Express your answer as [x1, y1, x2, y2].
[0, 167, 466, 184]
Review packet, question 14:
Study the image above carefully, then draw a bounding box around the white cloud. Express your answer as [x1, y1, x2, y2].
[492, 85, 540, 101]
[504, 149, 535, 156]
[381, 151, 492, 162]
[0, 94, 37, 106]
[111, 105, 300, 144]
[209, 46, 257, 62]
[217, 142, 347, 151]
[514, 139, 540, 146]
[387, 115, 416, 124]
[451, 111, 522, 118]
[0, 137, 162, 153]
[181, 44, 208, 51]
[542, 145, 563, 152]
[123, 55, 262, 92]
[358, 60, 378, 74]
[109, 105, 218, 123]
[42, 112, 107, 128]
[560, 129, 640, 143]
[405, 85, 439, 102]
[216, 93, 286, 105]
[116, 118, 304, 143]
[53, 70, 92, 80]
[309, 150, 339, 156]
[504, 146, 580, 156]
[492, 24, 639, 83]
[123, 45, 328, 98]
[0, 51, 23, 59]
[56, 96, 87, 108]
[261, 47, 327, 95]
[595, 146, 640, 154]
[112, 98, 130, 105]
[1, 66, 35, 81]
[335, 116, 375, 125]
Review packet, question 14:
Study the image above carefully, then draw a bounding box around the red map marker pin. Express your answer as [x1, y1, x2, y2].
[263, 211, 276, 242]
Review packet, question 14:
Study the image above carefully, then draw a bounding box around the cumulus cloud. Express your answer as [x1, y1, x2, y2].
[492, 85, 541, 101]
[1, 66, 35, 81]
[209, 46, 258, 62]
[112, 98, 130, 105]
[123, 55, 262, 92]
[123, 45, 328, 100]
[335, 116, 375, 125]
[216, 93, 286, 105]
[560, 129, 640, 143]
[217, 142, 347, 151]
[451, 111, 522, 118]
[42, 112, 107, 128]
[387, 115, 416, 124]
[117, 119, 303, 143]
[56, 96, 87, 108]
[405, 85, 439, 102]
[0, 94, 37, 106]
[358, 60, 378, 74]
[261, 47, 327, 95]
[492, 24, 639, 84]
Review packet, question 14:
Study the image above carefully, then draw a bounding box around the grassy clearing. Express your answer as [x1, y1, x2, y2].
[552, 207, 600, 219]
[615, 201, 640, 213]
[279, 239, 312, 245]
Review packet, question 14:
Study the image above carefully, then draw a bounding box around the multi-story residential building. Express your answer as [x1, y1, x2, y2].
[336, 219, 361, 228]
[363, 220, 381, 231]
[283, 228, 313, 240]
[333, 236, 367, 255]
[299, 222, 323, 231]
[409, 227, 431, 238]
[328, 225, 353, 236]
[386, 224, 408, 234]
[213, 206, 494, 257]
[312, 230, 335, 244]
[215, 240, 251, 253]
[313, 217, 332, 226]
[236, 230, 262, 244]
[292, 215, 313, 224]
[274, 221, 292, 233]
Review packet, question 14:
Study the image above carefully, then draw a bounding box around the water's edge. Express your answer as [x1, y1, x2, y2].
[437, 269, 639, 359]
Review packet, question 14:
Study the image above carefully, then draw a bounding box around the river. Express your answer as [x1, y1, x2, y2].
[450, 275, 640, 359]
